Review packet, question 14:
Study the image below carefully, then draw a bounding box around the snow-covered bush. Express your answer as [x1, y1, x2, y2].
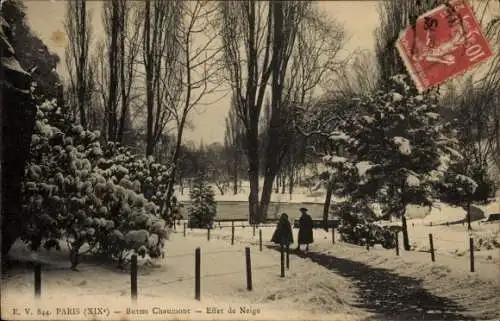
[95, 144, 174, 220]
[188, 175, 217, 228]
[337, 222, 396, 249]
[21, 100, 170, 268]
[438, 160, 495, 205]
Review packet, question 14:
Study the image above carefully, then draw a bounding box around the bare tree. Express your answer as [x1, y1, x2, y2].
[260, 1, 310, 221]
[64, 0, 92, 129]
[333, 50, 379, 97]
[163, 1, 223, 217]
[285, 6, 347, 104]
[117, 1, 142, 144]
[140, 0, 182, 156]
[93, 1, 142, 144]
[218, 1, 276, 223]
[219, 1, 348, 223]
[278, 4, 348, 205]
[102, 0, 122, 141]
[224, 96, 245, 195]
[92, 40, 108, 135]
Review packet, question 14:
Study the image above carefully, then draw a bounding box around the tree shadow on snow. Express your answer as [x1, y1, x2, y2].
[267, 245, 475, 321]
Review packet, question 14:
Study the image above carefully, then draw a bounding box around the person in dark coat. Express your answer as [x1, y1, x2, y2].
[271, 213, 294, 246]
[297, 207, 314, 251]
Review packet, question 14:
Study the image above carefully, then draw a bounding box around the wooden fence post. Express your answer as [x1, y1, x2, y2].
[245, 247, 252, 291]
[231, 221, 235, 245]
[259, 229, 263, 252]
[195, 248, 201, 300]
[207, 227, 210, 241]
[183, 222, 186, 237]
[34, 263, 41, 298]
[131, 254, 138, 301]
[429, 233, 435, 262]
[469, 237, 475, 272]
[286, 244, 290, 270]
[253, 225, 256, 236]
[280, 244, 285, 278]
[332, 228, 335, 244]
[395, 232, 399, 256]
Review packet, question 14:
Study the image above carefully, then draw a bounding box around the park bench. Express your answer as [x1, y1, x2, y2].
[292, 219, 340, 229]
[484, 213, 500, 222]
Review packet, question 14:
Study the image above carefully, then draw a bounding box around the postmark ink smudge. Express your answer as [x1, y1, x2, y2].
[424, 16, 439, 31]
[424, 16, 439, 48]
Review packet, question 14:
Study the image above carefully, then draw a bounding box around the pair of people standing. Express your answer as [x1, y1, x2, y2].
[271, 207, 314, 251]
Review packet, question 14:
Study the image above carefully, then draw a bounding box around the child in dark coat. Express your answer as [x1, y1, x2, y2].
[297, 207, 314, 251]
[271, 213, 294, 246]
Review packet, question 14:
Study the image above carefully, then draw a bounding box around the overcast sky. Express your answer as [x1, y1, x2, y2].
[25, 1, 379, 145]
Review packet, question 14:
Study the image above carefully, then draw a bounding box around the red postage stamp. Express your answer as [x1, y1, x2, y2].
[396, 0, 493, 92]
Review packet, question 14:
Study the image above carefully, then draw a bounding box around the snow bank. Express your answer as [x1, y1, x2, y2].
[422, 203, 466, 225]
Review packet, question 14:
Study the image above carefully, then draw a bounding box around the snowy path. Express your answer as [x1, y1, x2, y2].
[188, 225, 500, 321]
[268, 245, 496, 321]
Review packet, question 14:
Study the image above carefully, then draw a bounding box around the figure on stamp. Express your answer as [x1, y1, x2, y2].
[412, 16, 472, 65]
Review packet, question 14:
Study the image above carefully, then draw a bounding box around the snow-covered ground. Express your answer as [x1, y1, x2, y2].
[2, 187, 499, 320]
[2, 213, 499, 321]
[2, 232, 366, 321]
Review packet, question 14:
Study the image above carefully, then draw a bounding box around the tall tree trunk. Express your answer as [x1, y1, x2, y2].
[260, 170, 276, 223]
[75, 0, 88, 129]
[106, 0, 120, 142]
[281, 172, 286, 194]
[164, 112, 188, 218]
[323, 182, 333, 231]
[143, 0, 155, 156]
[233, 156, 238, 195]
[400, 174, 411, 250]
[288, 164, 294, 197]
[248, 165, 260, 224]
[466, 200, 472, 230]
[402, 215, 410, 251]
[117, 4, 128, 145]
[247, 124, 260, 224]
[117, 97, 127, 144]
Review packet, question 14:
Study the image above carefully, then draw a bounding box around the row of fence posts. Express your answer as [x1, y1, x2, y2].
[183, 221, 263, 250]
[39, 246, 253, 301]
[33, 221, 272, 300]
[32, 227, 477, 300]
[368, 231, 475, 270]
[195, 246, 255, 301]
[391, 232, 474, 270]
